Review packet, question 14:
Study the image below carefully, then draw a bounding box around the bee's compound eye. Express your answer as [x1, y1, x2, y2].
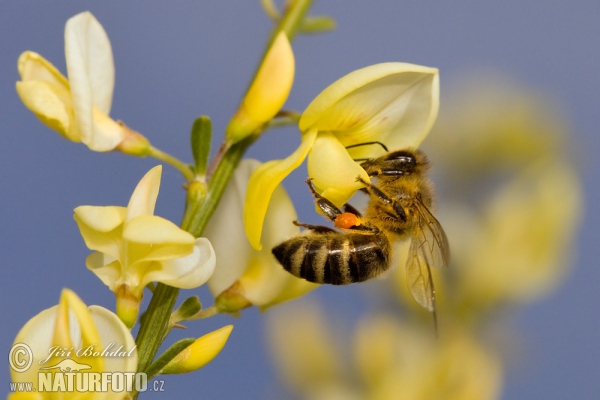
[387, 150, 417, 165]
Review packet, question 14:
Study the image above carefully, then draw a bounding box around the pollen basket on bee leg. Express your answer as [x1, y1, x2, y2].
[334, 212, 361, 229]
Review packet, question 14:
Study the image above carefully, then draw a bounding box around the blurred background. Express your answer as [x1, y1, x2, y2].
[1, 1, 598, 398]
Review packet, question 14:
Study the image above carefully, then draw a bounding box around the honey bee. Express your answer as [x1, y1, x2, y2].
[272, 147, 450, 318]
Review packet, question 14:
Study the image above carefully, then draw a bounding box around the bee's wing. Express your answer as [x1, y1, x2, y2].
[405, 198, 450, 312]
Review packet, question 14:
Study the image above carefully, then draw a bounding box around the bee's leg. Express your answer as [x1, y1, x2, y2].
[356, 176, 407, 222]
[293, 220, 337, 233]
[305, 178, 344, 222]
[343, 203, 362, 217]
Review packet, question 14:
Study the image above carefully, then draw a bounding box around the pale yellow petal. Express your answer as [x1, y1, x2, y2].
[267, 302, 345, 392]
[74, 205, 127, 232]
[244, 129, 317, 250]
[126, 165, 162, 221]
[17, 51, 68, 87]
[123, 215, 195, 263]
[460, 161, 582, 306]
[307, 132, 369, 207]
[54, 290, 103, 374]
[86, 253, 121, 291]
[124, 215, 194, 246]
[141, 238, 216, 289]
[241, 180, 317, 306]
[61, 290, 102, 349]
[65, 12, 116, 150]
[300, 63, 439, 159]
[87, 107, 126, 152]
[227, 32, 295, 142]
[74, 206, 126, 259]
[16, 80, 77, 140]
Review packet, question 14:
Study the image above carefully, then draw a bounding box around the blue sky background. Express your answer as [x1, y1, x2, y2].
[1, 1, 599, 398]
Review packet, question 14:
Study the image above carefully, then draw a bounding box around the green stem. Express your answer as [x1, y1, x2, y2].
[135, 284, 180, 373]
[186, 137, 254, 235]
[148, 146, 194, 182]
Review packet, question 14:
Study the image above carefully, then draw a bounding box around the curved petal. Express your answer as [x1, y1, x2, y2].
[86, 253, 121, 291]
[206, 159, 260, 296]
[124, 215, 195, 262]
[244, 129, 317, 250]
[74, 206, 126, 259]
[60, 290, 102, 350]
[307, 133, 369, 207]
[74, 205, 127, 232]
[300, 63, 439, 158]
[16, 80, 76, 140]
[126, 165, 162, 221]
[240, 179, 315, 306]
[140, 238, 216, 289]
[90, 107, 128, 151]
[88, 305, 137, 373]
[11, 306, 61, 385]
[65, 12, 116, 151]
[17, 51, 69, 87]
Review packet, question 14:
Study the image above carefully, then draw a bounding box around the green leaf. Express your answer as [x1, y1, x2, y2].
[300, 15, 336, 33]
[171, 296, 202, 323]
[190, 116, 212, 175]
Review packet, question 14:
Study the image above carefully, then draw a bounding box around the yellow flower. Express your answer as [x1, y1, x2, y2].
[204, 159, 317, 313]
[244, 62, 439, 249]
[456, 161, 581, 310]
[8, 289, 137, 400]
[226, 31, 295, 143]
[16, 11, 148, 154]
[354, 316, 502, 400]
[161, 325, 233, 374]
[74, 166, 216, 327]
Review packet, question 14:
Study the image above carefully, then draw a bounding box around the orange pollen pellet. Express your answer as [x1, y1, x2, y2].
[334, 212, 361, 229]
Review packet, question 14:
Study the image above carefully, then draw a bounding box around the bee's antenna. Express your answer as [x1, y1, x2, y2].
[345, 141, 389, 152]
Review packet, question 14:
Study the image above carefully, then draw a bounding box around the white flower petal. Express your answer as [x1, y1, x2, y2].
[11, 306, 62, 385]
[206, 159, 261, 295]
[65, 11, 116, 151]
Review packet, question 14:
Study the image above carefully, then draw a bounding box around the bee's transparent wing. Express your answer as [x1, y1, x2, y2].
[405, 198, 450, 312]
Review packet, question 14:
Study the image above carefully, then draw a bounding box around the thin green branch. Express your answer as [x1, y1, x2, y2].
[148, 146, 194, 181]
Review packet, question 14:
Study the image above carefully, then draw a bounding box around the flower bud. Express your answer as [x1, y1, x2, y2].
[161, 325, 233, 374]
[226, 32, 295, 143]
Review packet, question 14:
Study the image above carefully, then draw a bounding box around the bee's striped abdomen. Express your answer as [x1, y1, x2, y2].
[272, 232, 390, 285]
